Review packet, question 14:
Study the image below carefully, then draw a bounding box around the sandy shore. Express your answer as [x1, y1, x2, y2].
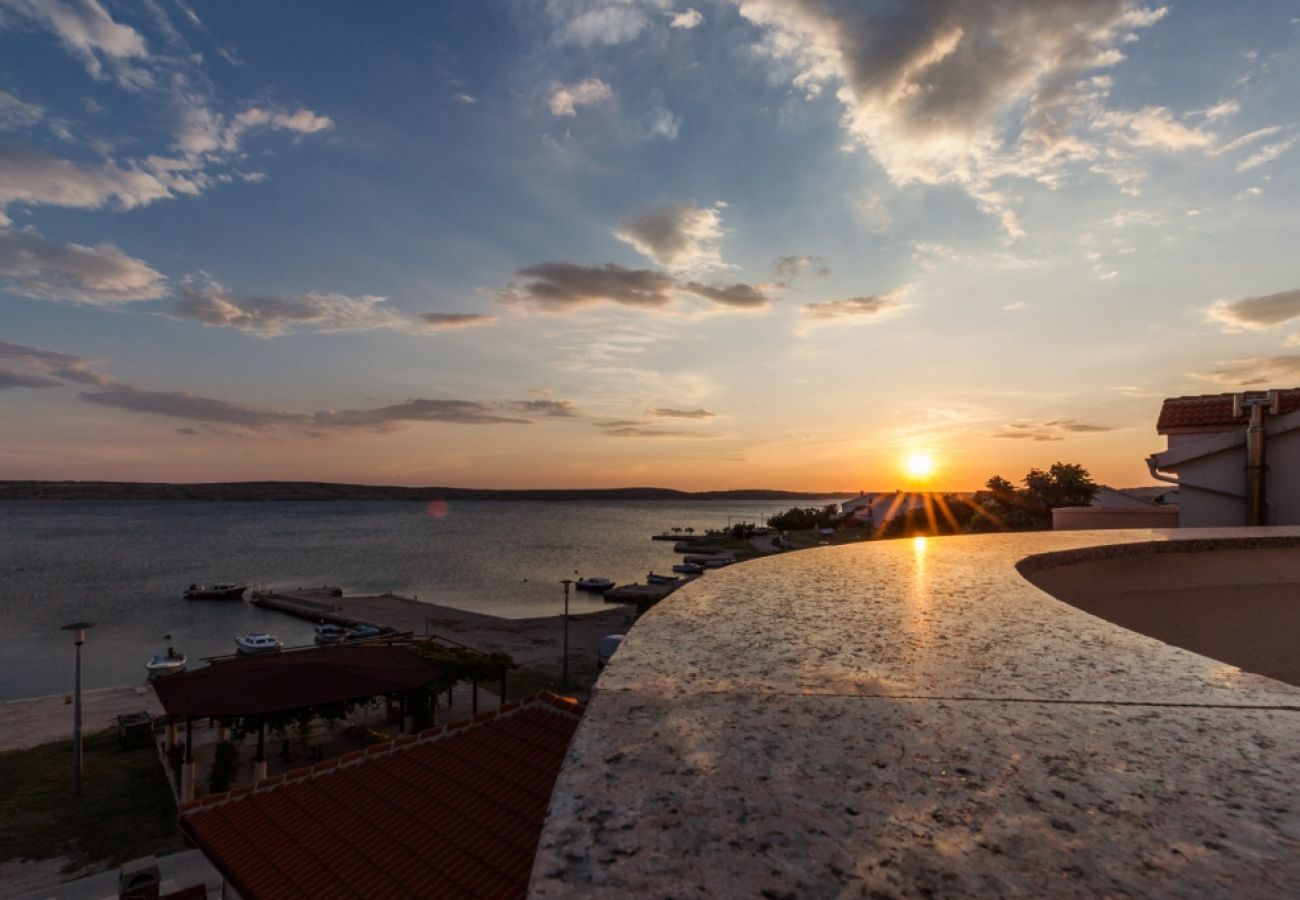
[1025, 547, 1300, 688]
[1, 684, 162, 754]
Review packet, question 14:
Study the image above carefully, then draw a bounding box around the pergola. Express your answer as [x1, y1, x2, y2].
[152, 643, 443, 799]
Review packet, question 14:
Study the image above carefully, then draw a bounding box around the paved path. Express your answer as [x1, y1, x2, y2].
[12, 850, 224, 900]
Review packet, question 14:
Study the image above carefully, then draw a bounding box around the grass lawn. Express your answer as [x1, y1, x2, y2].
[0, 727, 183, 877]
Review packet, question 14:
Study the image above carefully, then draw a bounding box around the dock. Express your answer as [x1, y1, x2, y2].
[248, 585, 633, 668]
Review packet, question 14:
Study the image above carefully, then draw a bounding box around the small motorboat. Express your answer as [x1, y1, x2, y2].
[184, 583, 247, 600]
[314, 624, 346, 645]
[702, 558, 732, 568]
[575, 576, 615, 592]
[146, 648, 187, 679]
[235, 633, 283, 654]
[344, 624, 382, 641]
[646, 572, 681, 585]
[672, 563, 704, 575]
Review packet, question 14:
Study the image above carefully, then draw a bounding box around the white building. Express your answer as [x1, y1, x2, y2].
[1147, 388, 1300, 527]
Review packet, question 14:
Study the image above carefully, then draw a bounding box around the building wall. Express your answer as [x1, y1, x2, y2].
[1053, 507, 1180, 530]
[1162, 426, 1300, 527]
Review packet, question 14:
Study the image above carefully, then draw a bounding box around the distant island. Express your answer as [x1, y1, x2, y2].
[0, 481, 856, 502]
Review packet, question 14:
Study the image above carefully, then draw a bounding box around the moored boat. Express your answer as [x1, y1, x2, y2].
[235, 633, 283, 654]
[576, 576, 615, 592]
[672, 563, 704, 575]
[184, 583, 247, 600]
[146, 648, 187, 679]
[314, 624, 346, 645]
[646, 572, 681, 585]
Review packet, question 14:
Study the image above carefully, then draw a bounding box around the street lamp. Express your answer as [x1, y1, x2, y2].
[559, 579, 573, 692]
[60, 621, 94, 797]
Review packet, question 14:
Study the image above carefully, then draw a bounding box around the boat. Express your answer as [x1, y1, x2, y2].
[314, 624, 346, 645]
[344, 624, 382, 641]
[576, 577, 615, 592]
[146, 648, 187, 679]
[702, 558, 732, 568]
[235, 633, 283, 654]
[184, 583, 247, 600]
[672, 563, 704, 575]
[646, 572, 681, 585]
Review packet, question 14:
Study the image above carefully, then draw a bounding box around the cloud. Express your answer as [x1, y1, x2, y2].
[510, 398, 577, 417]
[1190, 355, 1300, 387]
[171, 277, 426, 336]
[1096, 106, 1214, 151]
[0, 224, 167, 304]
[557, 2, 649, 45]
[670, 9, 703, 29]
[0, 145, 177, 211]
[1237, 137, 1298, 172]
[679, 281, 768, 308]
[614, 202, 724, 272]
[0, 0, 151, 87]
[649, 407, 716, 418]
[502, 263, 676, 310]
[549, 79, 614, 117]
[452, 93, 476, 105]
[0, 2, 331, 218]
[993, 418, 1114, 441]
[1042, 419, 1116, 432]
[78, 385, 538, 433]
[80, 384, 305, 429]
[419, 312, 498, 330]
[801, 286, 911, 322]
[734, 1, 1169, 230]
[0, 369, 61, 390]
[0, 90, 43, 130]
[635, 106, 681, 141]
[772, 255, 829, 278]
[591, 418, 643, 428]
[1201, 100, 1240, 121]
[311, 399, 532, 430]
[0, 340, 111, 386]
[603, 426, 708, 438]
[1207, 288, 1300, 331]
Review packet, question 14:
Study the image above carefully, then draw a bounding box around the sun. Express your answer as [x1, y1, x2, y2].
[902, 451, 937, 482]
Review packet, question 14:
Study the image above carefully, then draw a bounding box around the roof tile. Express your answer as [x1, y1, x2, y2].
[1157, 388, 1300, 432]
[181, 692, 584, 900]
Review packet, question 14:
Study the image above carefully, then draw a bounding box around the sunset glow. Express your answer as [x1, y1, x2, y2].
[0, 3, 1296, 491]
[903, 452, 937, 482]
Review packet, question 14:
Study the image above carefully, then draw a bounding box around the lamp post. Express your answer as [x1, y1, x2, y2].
[60, 622, 94, 797]
[559, 579, 573, 692]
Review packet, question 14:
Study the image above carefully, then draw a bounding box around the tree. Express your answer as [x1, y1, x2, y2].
[966, 462, 1098, 533]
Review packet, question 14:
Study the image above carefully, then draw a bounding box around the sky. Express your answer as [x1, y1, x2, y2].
[1, 0, 1298, 492]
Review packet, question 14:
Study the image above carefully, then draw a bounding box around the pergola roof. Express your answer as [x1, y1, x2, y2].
[179, 693, 584, 899]
[152, 644, 441, 718]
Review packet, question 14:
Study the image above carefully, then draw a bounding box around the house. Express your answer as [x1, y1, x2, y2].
[1147, 387, 1300, 527]
[1051, 484, 1180, 530]
[838, 491, 929, 526]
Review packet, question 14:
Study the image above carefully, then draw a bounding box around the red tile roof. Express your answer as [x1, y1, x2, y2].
[179, 693, 584, 900]
[1156, 388, 1300, 433]
[153, 644, 441, 718]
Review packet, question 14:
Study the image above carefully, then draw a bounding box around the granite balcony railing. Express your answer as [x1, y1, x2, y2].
[530, 528, 1300, 898]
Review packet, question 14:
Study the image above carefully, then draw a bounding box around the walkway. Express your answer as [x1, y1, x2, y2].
[531, 528, 1300, 897]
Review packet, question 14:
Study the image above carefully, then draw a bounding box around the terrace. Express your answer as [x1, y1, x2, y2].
[530, 528, 1300, 897]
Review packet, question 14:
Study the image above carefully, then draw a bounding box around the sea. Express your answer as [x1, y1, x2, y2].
[0, 498, 826, 700]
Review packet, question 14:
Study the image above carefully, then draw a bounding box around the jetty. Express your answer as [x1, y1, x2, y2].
[249, 586, 633, 669]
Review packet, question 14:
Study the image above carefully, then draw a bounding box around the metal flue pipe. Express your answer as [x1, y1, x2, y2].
[1236, 390, 1280, 527]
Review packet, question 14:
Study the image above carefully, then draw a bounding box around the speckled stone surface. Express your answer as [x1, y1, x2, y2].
[530, 529, 1300, 898]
